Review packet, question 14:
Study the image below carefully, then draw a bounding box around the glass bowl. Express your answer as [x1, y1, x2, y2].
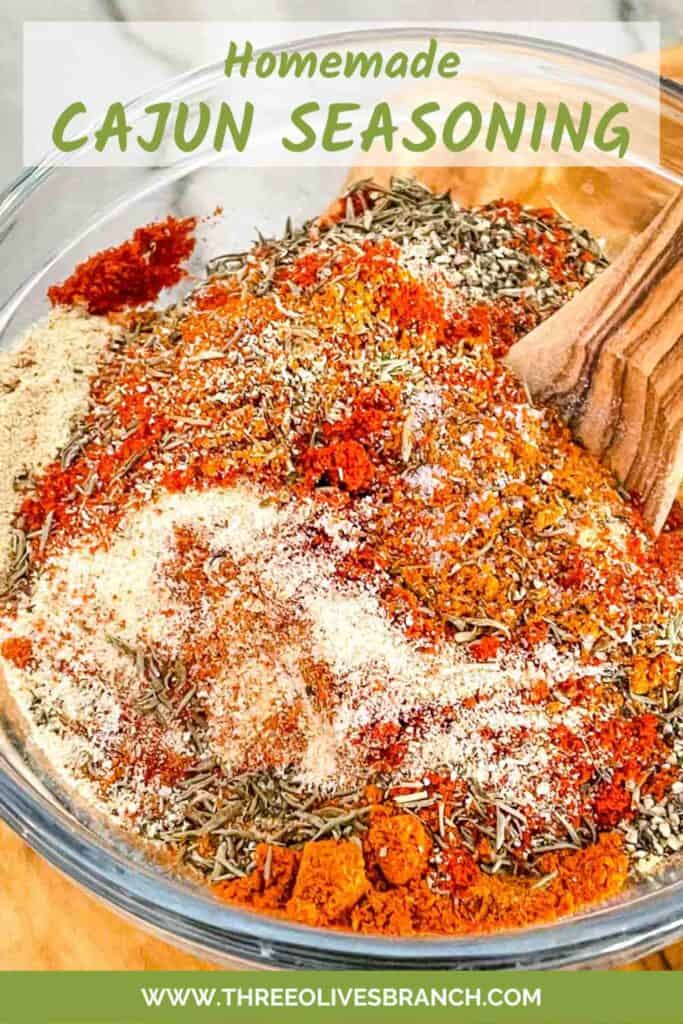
[1, 28, 683, 969]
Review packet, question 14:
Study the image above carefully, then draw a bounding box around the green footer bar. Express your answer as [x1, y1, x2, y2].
[0, 970, 681, 1024]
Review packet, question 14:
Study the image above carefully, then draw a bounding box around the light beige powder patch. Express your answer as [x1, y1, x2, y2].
[0, 307, 115, 588]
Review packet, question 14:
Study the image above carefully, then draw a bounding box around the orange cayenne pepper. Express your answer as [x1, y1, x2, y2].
[48, 216, 196, 315]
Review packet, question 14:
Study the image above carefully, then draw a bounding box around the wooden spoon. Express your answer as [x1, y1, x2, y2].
[504, 188, 683, 534]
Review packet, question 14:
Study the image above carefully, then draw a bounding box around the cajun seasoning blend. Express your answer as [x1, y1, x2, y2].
[2, 180, 682, 936]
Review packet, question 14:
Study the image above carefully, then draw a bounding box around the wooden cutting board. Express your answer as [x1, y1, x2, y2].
[1, 43, 682, 973]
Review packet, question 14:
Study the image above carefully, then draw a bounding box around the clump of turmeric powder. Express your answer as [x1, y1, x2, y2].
[219, 844, 300, 912]
[286, 839, 369, 926]
[366, 813, 431, 885]
[217, 839, 370, 928]
[216, 825, 628, 937]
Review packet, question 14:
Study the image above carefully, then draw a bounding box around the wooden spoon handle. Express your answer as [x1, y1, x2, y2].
[504, 188, 683, 533]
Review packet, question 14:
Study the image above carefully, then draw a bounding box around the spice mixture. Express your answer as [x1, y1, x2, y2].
[2, 178, 683, 937]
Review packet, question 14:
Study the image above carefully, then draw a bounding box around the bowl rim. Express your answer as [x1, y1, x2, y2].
[2, 25, 683, 969]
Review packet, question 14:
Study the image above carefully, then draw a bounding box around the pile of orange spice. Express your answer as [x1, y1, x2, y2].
[47, 215, 196, 315]
[2, 179, 683, 939]
[217, 805, 628, 936]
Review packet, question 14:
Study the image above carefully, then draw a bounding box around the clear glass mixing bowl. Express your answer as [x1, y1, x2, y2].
[1, 28, 682, 969]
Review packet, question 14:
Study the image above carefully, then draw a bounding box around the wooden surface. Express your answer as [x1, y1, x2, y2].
[2, 43, 683, 974]
[0, 821, 214, 970]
